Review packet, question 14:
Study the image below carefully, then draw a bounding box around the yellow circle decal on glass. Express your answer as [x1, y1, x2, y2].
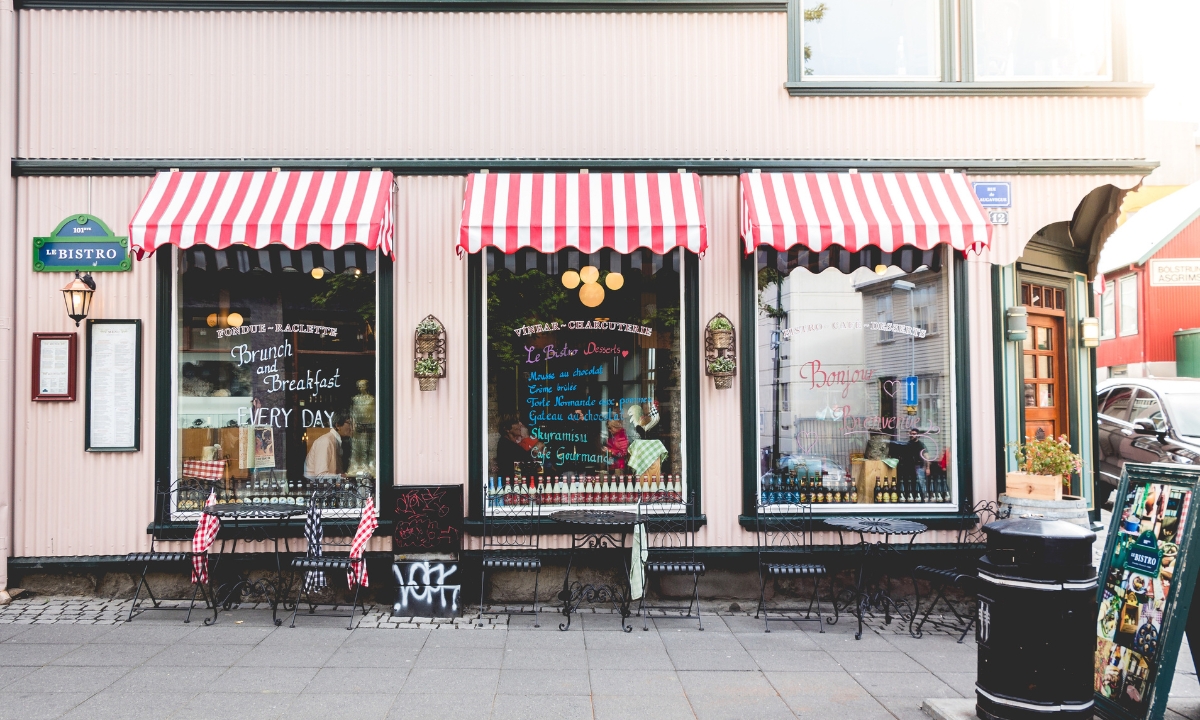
[874, 265, 888, 275]
[226, 312, 244, 328]
[311, 267, 325, 280]
[579, 282, 605, 307]
[562, 270, 581, 289]
[206, 313, 218, 328]
[579, 265, 600, 285]
[604, 272, 624, 290]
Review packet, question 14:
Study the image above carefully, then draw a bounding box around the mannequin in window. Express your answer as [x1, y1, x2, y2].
[347, 379, 376, 476]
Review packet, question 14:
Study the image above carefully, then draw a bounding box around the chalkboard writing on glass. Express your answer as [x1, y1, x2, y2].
[1094, 463, 1200, 720]
[393, 485, 463, 554]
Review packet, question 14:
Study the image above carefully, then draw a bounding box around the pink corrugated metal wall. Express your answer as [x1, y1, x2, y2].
[17, 10, 1144, 162]
[14, 176, 155, 557]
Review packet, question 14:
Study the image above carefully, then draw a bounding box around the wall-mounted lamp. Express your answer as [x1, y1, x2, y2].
[1081, 317, 1101, 348]
[61, 272, 96, 327]
[1005, 306, 1028, 342]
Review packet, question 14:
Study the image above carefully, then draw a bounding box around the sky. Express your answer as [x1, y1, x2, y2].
[1130, 0, 1200, 127]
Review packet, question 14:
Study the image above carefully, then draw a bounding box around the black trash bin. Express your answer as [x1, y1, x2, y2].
[975, 517, 1097, 720]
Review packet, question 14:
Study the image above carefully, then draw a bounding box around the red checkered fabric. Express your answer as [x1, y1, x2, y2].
[347, 496, 378, 588]
[182, 460, 226, 481]
[191, 492, 221, 584]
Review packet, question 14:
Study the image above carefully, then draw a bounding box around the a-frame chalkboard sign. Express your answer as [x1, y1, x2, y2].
[1094, 463, 1200, 720]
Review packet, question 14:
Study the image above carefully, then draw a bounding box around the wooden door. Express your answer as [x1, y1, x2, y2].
[1023, 313, 1068, 442]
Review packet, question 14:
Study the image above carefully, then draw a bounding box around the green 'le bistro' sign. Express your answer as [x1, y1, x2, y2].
[33, 214, 131, 273]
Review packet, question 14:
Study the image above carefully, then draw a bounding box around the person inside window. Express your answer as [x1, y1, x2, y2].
[892, 428, 930, 497]
[304, 412, 355, 478]
[496, 416, 543, 477]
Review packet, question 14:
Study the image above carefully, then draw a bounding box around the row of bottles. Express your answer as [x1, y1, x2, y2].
[872, 474, 950, 504]
[177, 474, 372, 510]
[486, 475, 683, 507]
[758, 472, 952, 505]
[761, 473, 857, 504]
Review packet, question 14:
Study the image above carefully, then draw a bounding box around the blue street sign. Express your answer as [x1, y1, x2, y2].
[904, 375, 918, 406]
[33, 214, 130, 272]
[972, 182, 1012, 208]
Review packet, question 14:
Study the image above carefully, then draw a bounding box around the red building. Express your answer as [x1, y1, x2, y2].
[1096, 181, 1200, 379]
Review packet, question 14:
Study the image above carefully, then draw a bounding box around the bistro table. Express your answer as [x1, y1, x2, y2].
[549, 509, 638, 633]
[823, 516, 928, 640]
[204, 502, 305, 626]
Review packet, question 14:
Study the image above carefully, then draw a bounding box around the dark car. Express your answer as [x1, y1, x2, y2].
[1096, 378, 1200, 495]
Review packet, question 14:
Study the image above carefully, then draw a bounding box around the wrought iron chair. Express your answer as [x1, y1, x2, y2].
[478, 499, 543, 627]
[755, 501, 837, 633]
[635, 491, 705, 631]
[289, 486, 373, 630]
[911, 499, 1009, 642]
[125, 480, 218, 624]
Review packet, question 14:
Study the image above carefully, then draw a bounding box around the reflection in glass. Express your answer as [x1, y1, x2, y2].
[1024, 383, 1036, 407]
[801, 0, 940, 79]
[1037, 355, 1052, 379]
[1036, 327, 1051, 350]
[1040, 384, 1055, 408]
[1023, 355, 1035, 378]
[974, 0, 1110, 80]
[175, 247, 378, 516]
[757, 248, 953, 508]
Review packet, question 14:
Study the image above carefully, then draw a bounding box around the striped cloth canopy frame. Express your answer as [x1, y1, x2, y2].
[128, 170, 395, 259]
[458, 172, 708, 256]
[740, 171, 992, 256]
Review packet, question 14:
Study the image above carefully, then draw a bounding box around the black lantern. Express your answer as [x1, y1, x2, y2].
[61, 272, 96, 327]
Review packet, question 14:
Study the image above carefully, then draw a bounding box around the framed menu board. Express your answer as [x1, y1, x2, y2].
[85, 320, 141, 452]
[31, 332, 77, 401]
[1095, 462, 1200, 720]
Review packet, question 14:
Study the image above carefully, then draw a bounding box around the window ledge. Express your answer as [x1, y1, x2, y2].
[738, 512, 977, 532]
[464, 514, 707, 536]
[785, 81, 1153, 98]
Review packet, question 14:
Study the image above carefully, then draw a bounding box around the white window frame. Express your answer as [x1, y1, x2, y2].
[1100, 284, 1116, 339]
[797, 0, 945, 82]
[1118, 274, 1138, 337]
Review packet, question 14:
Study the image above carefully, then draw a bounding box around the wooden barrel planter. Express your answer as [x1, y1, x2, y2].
[998, 493, 1090, 527]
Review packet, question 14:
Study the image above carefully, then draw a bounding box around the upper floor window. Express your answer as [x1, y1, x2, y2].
[1100, 284, 1116, 339]
[1118, 275, 1138, 336]
[973, 0, 1111, 81]
[912, 284, 939, 335]
[800, 0, 942, 79]
[876, 294, 895, 342]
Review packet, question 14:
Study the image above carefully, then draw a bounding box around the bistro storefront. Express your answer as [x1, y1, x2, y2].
[0, 2, 1153, 600]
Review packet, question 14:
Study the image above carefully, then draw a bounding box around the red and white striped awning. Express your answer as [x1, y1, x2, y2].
[129, 170, 395, 259]
[740, 172, 991, 255]
[458, 172, 707, 256]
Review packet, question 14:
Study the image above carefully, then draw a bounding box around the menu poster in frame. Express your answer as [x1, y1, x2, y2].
[31, 332, 77, 401]
[85, 319, 141, 452]
[1094, 463, 1200, 720]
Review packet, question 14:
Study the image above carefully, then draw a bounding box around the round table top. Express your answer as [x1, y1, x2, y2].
[823, 516, 928, 536]
[549, 509, 638, 528]
[203, 502, 306, 520]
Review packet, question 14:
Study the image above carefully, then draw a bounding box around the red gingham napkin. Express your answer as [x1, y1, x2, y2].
[182, 460, 226, 481]
[191, 492, 221, 584]
[347, 496, 378, 588]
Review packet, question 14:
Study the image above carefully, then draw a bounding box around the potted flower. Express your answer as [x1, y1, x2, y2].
[415, 357, 444, 391]
[708, 316, 734, 350]
[1007, 435, 1083, 502]
[416, 317, 442, 354]
[707, 356, 736, 390]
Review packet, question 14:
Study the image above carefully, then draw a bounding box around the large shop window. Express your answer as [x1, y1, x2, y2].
[485, 248, 684, 511]
[174, 247, 378, 515]
[756, 248, 956, 510]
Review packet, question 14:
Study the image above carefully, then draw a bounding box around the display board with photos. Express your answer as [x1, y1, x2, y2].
[756, 247, 955, 510]
[1094, 463, 1200, 720]
[485, 248, 683, 513]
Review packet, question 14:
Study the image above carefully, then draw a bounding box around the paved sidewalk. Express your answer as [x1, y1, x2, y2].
[0, 599, 1196, 720]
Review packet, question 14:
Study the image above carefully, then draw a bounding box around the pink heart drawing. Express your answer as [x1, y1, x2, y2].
[796, 430, 818, 455]
[881, 379, 899, 398]
[621, 350, 629, 357]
